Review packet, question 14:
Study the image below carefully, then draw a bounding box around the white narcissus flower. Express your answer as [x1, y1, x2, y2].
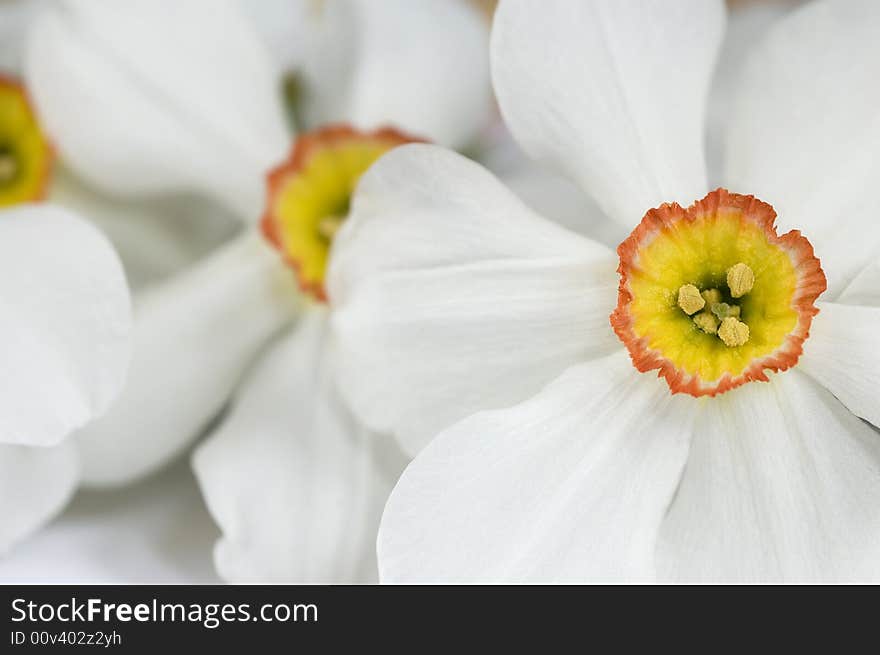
[23, 0, 490, 582]
[1, 1, 240, 292]
[330, 0, 880, 582]
[0, 204, 131, 552]
[0, 1, 266, 562]
[0, 461, 219, 583]
[1, 65, 132, 551]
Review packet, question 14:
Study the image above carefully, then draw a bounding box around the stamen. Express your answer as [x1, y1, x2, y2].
[693, 311, 719, 335]
[727, 262, 755, 298]
[0, 152, 18, 184]
[718, 317, 750, 347]
[317, 214, 345, 240]
[677, 284, 705, 315]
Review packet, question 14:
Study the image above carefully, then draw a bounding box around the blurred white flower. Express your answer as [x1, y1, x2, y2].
[0, 204, 131, 552]
[1, 1, 237, 291]
[0, 2, 251, 565]
[0, 460, 219, 584]
[22, 0, 491, 582]
[330, 0, 880, 582]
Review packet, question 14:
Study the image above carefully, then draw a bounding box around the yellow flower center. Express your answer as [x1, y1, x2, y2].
[611, 189, 826, 397]
[0, 75, 52, 208]
[675, 262, 753, 347]
[261, 125, 421, 300]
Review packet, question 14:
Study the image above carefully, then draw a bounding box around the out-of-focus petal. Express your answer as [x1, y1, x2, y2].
[194, 309, 407, 583]
[492, 0, 724, 226]
[49, 166, 239, 289]
[0, 441, 79, 554]
[0, 0, 44, 74]
[0, 461, 219, 583]
[299, 0, 491, 149]
[238, 0, 313, 73]
[25, 0, 289, 220]
[0, 204, 130, 447]
[75, 232, 299, 487]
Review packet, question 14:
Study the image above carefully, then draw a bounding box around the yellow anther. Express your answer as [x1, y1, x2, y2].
[0, 152, 17, 183]
[317, 214, 345, 240]
[718, 317, 750, 347]
[677, 284, 705, 315]
[701, 288, 722, 305]
[693, 311, 719, 335]
[727, 262, 755, 298]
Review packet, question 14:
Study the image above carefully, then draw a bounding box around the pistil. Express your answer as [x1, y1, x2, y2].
[709, 302, 740, 320]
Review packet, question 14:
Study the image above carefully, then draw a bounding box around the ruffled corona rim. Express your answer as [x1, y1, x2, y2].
[0, 73, 53, 207]
[261, 124, 423, 301]
[610, 188, 827, 397]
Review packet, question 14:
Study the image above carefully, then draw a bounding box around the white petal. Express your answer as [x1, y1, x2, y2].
[379, 351, 697, 583]
[799, 301, 880, 430]
[0, 204, 130, 447]
[0, 441, 79, 554]
[0, 0, 43, 74]
[835, 255, 880, 307]
[724, 0, 880, 296]
[300, 0, 491, 149]
[25, 0, 290, 220]
[329, 144, 619, 456]
[498, 162, 628, 249]
[49, 166, 240, 290]
[491, 0, 724, 226]
[74, 232, 298, 487]
[706, 1, 796, 183]
[238, 0, 313, 73]
[193, 309, 407, 583]
[0, 461, 219, 583]
[479, 124, 628, 247]
[657, 371, 880, 583]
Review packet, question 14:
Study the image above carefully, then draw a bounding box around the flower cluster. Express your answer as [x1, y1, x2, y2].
[1, 0, 878, 585]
